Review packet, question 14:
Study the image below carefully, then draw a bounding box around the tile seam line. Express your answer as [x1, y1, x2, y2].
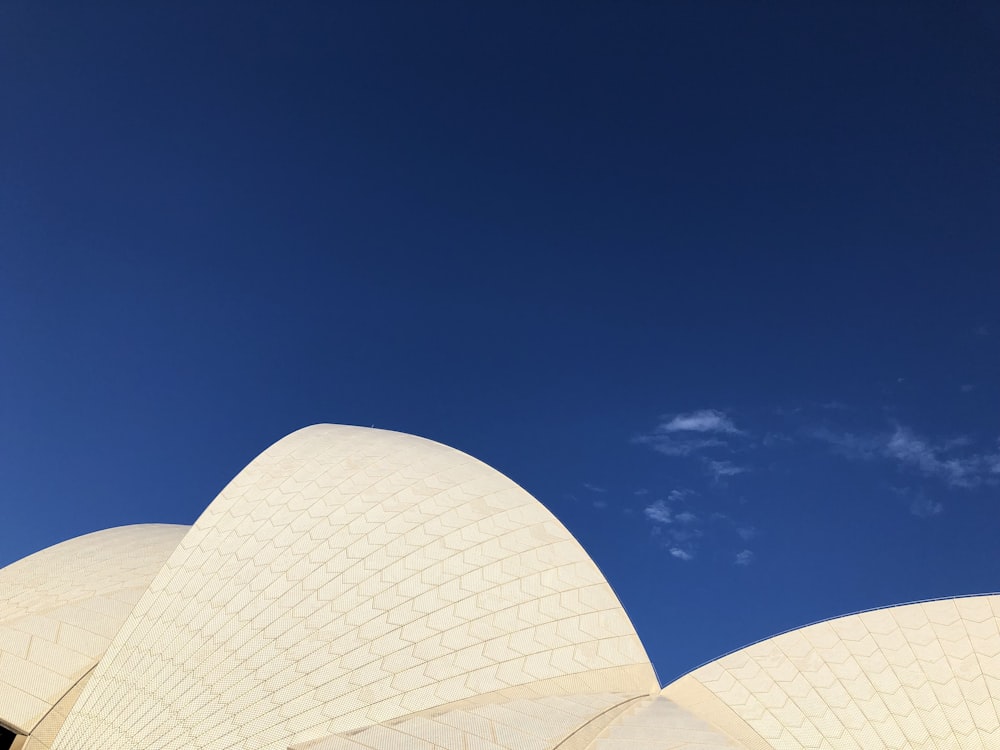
[90, 473, 517, 723]
[145, 617, 647, 747]
[121, 454, 523, 680]
[99, 528, 593, 742]
[26, 664, 96, 738]
[775, 620, 897, 750]
[928, 602, 992, 745]
[952, 600, 1000, 743]
[876, 606, 959, 749]
[356, 694, 638, 749]
[737, 643, 834, 749]
[0, 532, 183, 623]
[551, 693, 649, 750]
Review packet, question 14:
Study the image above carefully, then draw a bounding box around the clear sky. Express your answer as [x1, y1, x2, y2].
[1, 2, 997, 684]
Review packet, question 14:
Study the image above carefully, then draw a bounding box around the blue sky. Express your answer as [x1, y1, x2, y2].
[1, 2, 997, 684]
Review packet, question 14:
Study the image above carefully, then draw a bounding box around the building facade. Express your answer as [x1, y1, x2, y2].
[1, 425, 997, 750]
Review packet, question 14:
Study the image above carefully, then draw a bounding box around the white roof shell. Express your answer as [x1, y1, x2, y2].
[0, 524, 188, 738]
[53, 425, 658, 750]
[664, 594, 1000, 750]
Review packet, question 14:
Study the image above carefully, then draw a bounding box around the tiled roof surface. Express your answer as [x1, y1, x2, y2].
[53, 425, 657, 750]
[0, 524, 187, 735]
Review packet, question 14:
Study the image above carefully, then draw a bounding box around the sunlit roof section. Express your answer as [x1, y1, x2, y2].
[54, 425, 657, 750]
[664, 595, 1000, 750]
[0, 524, 187, 738]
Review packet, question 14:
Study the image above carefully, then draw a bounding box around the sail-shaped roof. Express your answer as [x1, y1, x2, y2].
[53, 425, 657, 750]
[664, 594, 1000, 749]
[0, 524, 187, 744]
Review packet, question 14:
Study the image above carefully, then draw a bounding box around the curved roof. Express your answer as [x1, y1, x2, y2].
[289, 692, 645, 750]
[0, 524, 188, 736]
[54, 425, 657, 750]
[291, 692, 747, 750]
[663, 594, 1000, 750]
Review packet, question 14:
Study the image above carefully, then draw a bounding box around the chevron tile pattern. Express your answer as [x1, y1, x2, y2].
[0, 524, 187, 737]
[663, 594, 1000, 750]
[53, 425, 658, 750]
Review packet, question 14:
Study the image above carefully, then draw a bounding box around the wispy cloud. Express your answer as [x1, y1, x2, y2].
[705, 459, 747, 480]
[644, 500, 672, 524]
[659, 409, 742, 434]
[735, 549, 755, 566]
[886, 427, 979, 487]
[806, 427, 882, 460]
[642, 492, 757, 563]
[582, 482, 606, 493]
[810, 423, 1000, 489]
[634, 404, 761, 560]
[909, 494, 943, 518]
[634, 409, 747, 458]
[643, 496, 704, 560]
[886, 427, 957, 482]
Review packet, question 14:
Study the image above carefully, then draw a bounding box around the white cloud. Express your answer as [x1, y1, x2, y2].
[886, 426, 988, 488]
[582, 482, 606, 493]
[644, 498, 704, 559]
[660, 409, 741, 434]
[988, 451, 1000, 475]
[811, 424, 1000, 490]
[737, 525, 757, 540]
[633, 409, 747, 458]
[886, 427, 944, 473]
[644, 500, 672, 524]
[632, 410, 761, 558]
[706, 459, 746, 479]
[735, 549, 754, 566]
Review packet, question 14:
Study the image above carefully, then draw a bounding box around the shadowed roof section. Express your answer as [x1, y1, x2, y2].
[291, 692, 749, 750]
[53, 425, 658, 750]
[663, 594, 1000, 750]
[0, 524, 188, 736]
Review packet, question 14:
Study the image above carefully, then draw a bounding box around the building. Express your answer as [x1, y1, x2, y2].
[1, 424, 998, 750]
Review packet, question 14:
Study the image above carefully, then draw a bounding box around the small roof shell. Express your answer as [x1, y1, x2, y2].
[0, 524, 187, 736]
